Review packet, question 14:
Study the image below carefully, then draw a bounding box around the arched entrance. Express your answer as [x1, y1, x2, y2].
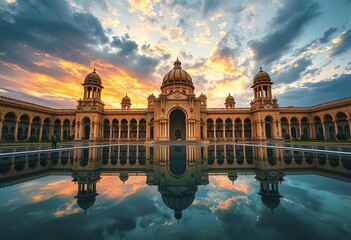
[83, 117, 90, 140]
[265, 116, 273, 139]
[170, 109, 186, 140]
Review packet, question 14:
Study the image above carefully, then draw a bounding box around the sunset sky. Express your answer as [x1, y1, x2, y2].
[0, 0, 351, 109]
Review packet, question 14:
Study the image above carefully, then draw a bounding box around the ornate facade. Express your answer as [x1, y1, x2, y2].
[0, 59, 351, 142]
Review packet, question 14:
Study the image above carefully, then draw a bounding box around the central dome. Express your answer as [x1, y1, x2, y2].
[161, 58, 194, 94]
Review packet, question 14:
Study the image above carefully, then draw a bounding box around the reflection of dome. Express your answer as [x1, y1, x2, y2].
[253, 67, 271, 85]
[76, 195, 97, 213]
[84, 69, 102, 85]
[261, 195, 281, 211]
[121, 94, 131, 104]
[119, 172, 129, 183]
[161, 58, 194, 94]
[162, 191, 195, 220]
[228, 172, 238, 182]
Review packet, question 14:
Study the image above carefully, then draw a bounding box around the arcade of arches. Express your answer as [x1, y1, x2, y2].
[1, 59, 351, 142]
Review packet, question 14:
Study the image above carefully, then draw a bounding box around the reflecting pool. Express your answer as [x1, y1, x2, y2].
[0, 143, 350, 240]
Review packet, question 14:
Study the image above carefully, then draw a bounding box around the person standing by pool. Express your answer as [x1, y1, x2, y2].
[51, 134, 57, 149]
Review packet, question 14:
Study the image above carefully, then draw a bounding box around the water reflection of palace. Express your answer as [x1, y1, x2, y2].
[1, 145, 350, 219]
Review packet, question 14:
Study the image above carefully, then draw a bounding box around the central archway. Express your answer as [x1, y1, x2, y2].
[170, 109, 186, 140]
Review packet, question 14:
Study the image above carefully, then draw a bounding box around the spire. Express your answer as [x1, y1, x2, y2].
[174, 57, 181, 69]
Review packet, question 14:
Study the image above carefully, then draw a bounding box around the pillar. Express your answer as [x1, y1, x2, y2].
[14, 120, 19, 141]
[137, 123, 139, 140]
[204, 123, 207, 140]
[27, 121, 32, 140]
[298, 122, 302, 138]
[334, 120, 338, 136]
[118, 123, 121, 139]
[109, 124, 112, 141]
[60, 124, 64, 141]
[213, 123, 216, 140]
[0, 119, 3, 140]
[288, 123, 291, 137]
[309, 123, 314, 139]
[39, 123, 43, 142]
[322, 121, 327, 140]
[89, 122, 93, 140]
[222, 123, 225, 139]
[127, 124, 130, 140]
[241, 123, 245, 140]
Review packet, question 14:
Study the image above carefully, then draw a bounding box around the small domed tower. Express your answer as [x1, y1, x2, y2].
[77, 69, 105, 111]
[198, 93, 207, 109]
[251, 67, 278, 110]
[72, 171, 101, 214]
[147, 93, 155, 109]
[161, 58, 194, 95]
[225, 93, 235, 109]
[121, 94, 131, 110]
[255, 170, 284, 213]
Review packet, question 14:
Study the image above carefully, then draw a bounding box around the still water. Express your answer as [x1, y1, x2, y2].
[0, 143, 350, 240]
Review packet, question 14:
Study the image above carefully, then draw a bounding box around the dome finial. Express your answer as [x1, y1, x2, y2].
[93, 68, 96, 73]
[260, 66, 262, 71]
[174, 57, 181, 69]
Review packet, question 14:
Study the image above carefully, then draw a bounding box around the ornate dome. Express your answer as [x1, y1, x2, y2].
[121, 94, 131, 104]
[148, 93, 155, 99]
[84, 69, 102, 85]
[199, 92, 207, 98]
[225, 93, 235, 102]
[253, 67, 271, 85]
[161, 58, 194, 94]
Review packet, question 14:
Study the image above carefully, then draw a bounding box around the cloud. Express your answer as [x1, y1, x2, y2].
[330, 28, 351, 57]
[276, 74, 351, 107]
[274, 58, 313, 84]
[249, 0, 320, 65]
[319, 27, 338, 43]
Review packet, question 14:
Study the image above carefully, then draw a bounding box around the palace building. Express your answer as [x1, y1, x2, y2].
[0, 58, 350, 142]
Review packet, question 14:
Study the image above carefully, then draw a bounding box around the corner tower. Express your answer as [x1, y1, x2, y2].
[77, 69, 105, 112]
[251, 67, 278, 110]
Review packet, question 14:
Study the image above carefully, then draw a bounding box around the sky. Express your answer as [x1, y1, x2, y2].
[0, 0, 351, 109]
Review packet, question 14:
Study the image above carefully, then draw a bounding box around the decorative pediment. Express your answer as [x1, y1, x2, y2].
[166, 91, 189, 100]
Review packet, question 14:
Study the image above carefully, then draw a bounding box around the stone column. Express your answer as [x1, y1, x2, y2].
[136, 123, 139, 141]
[213, 123, 216, 140]
[232, 121, 235, 140]
[27, 121, 32, 140]
[118, 123, 121, 139]
[204, 123, 207, 140]
[39, 123, 43, 142]
[322, 121, 327, 140]
[241, 123, 245, 140]
[127, 124, 130, 140]
[309, 123, 314, 139]
[348, 119, 351, 138]
[146, 122, 150, 140]
[222, 123, 225, 139]
[288, 123, 291, 137]
[333, 120, 338, 136]
[14, 120, 19, 141]
[277, 121, 282, 139]
[298, 123, 302, 138]
[60, 124, 64, 141]
[0, 119, 3, 140]
[109, 124, 112, 141]
[89, 122, 93, 140]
